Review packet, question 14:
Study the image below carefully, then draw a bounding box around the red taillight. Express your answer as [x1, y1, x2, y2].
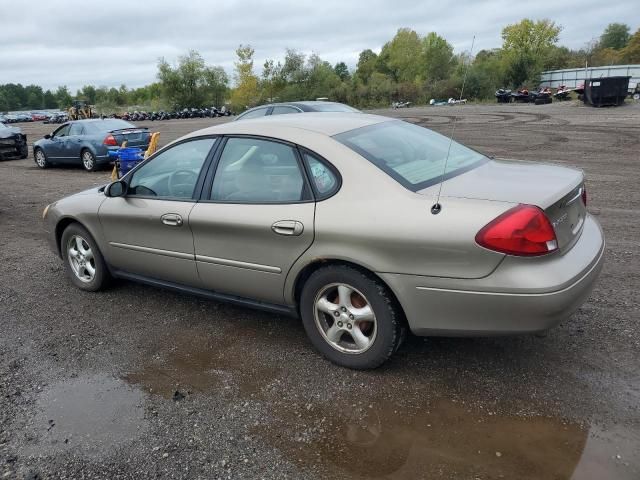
[103, 134, 118, 146]
[475, 204, 558, 256]
[581, 185, 587, 206]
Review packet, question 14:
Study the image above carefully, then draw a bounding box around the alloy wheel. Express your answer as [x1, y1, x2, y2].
[82, 151, 95, 170]
[314, 283, 377, 354]
[67, 235, 96, 283]
[35, 150, 46, 168]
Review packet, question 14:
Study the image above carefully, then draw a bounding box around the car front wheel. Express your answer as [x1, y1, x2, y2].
[61, 223, 110, 291]
[300, 265, 405, 369]
[34, 148, 49, 168]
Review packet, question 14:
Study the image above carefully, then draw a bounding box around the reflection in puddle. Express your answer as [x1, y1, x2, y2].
[124, 327, 279, 398]
[28, 374, 146, 456]
[257, 398, 639, 479]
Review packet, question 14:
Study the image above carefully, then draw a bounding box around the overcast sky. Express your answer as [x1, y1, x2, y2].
[1, 0, 638, 92]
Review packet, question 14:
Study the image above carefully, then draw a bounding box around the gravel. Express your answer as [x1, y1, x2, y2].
[1, 103, 639, 479]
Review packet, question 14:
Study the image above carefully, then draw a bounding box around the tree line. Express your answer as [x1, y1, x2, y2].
[1, 20, 638, 113]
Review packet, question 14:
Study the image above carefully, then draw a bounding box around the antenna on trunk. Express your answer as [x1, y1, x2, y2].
[431, 35, 476, 215]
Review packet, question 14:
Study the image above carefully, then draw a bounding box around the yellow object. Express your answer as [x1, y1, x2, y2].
[145, 132, 160, 158]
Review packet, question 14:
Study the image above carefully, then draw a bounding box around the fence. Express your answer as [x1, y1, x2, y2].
[540, 65, 640, 92]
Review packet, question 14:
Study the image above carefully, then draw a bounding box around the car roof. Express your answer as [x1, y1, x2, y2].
[186, 112, 392, 138]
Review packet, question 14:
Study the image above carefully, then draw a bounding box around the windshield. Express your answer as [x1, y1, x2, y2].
[334, 120, 488, 191]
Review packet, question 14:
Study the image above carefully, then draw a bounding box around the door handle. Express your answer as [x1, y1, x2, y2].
[271, 220, 304, 236]
[161, 213, 183, 227]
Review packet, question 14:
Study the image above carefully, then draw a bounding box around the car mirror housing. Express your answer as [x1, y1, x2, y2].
[44, 134, 51, 139]
[105, 180, 126, 197]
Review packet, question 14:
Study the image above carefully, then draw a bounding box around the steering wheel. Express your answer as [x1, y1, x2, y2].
[168, 169, 198, 197]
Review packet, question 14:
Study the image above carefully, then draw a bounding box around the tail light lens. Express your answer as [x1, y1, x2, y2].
[581, 185, 587, 206]
[103, 134, 118, 146]
[475, 205, 558, 256]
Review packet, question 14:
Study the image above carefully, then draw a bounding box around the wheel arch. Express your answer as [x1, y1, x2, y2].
[54, 217, 102, 259]
[290, 258, 407, 323]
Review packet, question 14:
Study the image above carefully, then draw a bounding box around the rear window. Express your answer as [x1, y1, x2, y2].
[310, 103, 359, 112]
[86, 119, 135, 133]
[334, 121, 488, 191]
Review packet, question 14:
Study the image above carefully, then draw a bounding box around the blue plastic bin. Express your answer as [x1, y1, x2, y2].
[109, 147, 144, 177]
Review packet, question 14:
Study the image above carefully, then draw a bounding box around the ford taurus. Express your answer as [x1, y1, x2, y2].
[43, 113, 605, 369]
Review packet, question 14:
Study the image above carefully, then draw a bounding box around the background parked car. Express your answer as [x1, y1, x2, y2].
[15, 113, 33, 123]
[235, 101, 359, 121]
[0, 121, 28, 160]
[31, 111, 48, 121]
[33, 119, 151, 171]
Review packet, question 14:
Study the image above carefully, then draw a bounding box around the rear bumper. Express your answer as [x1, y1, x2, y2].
[379, 214, 605, 335]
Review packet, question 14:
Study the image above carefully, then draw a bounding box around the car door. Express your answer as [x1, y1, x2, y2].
[63, 122, 85, 161]
[98, 137, 218, 287]
[46, 123, 71, 160]
[189, 136, 315, 304]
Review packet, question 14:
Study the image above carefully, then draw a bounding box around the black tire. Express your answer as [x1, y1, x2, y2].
[61, 223, 111, 292]
[19, 145, 28, 159]
[300, 265, 406, 369]
[81, 149, 98, 172]
[34, 148, 49, 168]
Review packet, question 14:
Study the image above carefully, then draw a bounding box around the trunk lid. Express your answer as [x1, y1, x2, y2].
[419, 159, 586, 251]
[111, 128, 150, 148]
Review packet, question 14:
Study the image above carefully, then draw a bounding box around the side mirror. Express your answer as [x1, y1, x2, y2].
[44, 134, 51, 139]
[105, 180, 126, 197]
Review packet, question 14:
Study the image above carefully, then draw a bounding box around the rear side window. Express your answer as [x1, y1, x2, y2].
[237, 107, 269, 120]
[271, 106, 299, 115]
[211, 137, 307, 203]
[302, 152, 339, 198]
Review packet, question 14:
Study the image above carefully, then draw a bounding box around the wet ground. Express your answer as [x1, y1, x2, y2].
[1, 102, 639, 479]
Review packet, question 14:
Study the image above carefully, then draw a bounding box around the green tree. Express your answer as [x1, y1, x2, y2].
[600, 23, 631, 50]
[620, 28, 640, 63]
[55, 86, 73, 109]
[501, 18, 562, 87]
[43, 90, 57, 109]
[157, 50, 225, 108]
[421, 32, 455, 81]
[78, 85, 98, 104]
[380, 28, 422, 82]
[355, 49, 379, 84]
[334, 62, 350, 81]
[230, 44, 259, 110]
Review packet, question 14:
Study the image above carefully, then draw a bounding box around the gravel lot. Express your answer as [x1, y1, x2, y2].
[1, 102, 639, 479]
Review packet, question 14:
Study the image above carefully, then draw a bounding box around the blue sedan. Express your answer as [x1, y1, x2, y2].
[33, 119, 151, 171]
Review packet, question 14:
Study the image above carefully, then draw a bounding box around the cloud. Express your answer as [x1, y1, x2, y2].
[0, 0, 638, 91]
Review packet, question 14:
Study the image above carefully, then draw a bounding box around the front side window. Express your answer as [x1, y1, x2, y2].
[69, 123, 84, 135]
[53, 124, 71, 137]
[334, 120, 488, 191]
[211, 137, 306, 203]
[127, 138, 215, 199]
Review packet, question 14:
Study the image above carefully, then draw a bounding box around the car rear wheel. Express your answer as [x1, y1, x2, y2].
[300, 265, 405, 369]
[34, 148, 49, 168]
[61, 223, 110, 292]
[81, 149, 97, 172]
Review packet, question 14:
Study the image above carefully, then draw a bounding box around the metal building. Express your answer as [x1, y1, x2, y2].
[540, 65, 640, 92]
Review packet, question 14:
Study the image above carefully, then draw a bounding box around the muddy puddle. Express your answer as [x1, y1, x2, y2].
[257, 398, 639, 479]
[124, 325, 280, 399]
[27, 374, 147, 456]
[122, 328, 639, 479]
